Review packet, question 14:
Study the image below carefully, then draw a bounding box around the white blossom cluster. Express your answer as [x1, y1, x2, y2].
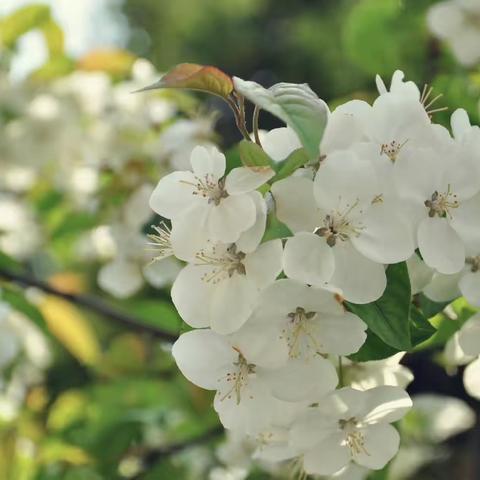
[146, 68, 480, 478]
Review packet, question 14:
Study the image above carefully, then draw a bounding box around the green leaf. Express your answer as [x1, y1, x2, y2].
[343, 0, 428, 77]
[0, 4, 51, 48]
[135, 63, 234, 99]
[347, 263, 412, 351]
[271, 148, 310, 182]
[410, 305, 436, 346]
[233, 77, 328, 159]
[416, 293, 450, 319]
[238, 140, 274, 168]
[349, 329, 399, 362]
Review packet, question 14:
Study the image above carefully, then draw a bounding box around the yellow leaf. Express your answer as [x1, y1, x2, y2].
[47, 390, 88, 431]
[39, 297, 100, 366]
[77, 48, 136, 77]
[39, 441, 91, 466]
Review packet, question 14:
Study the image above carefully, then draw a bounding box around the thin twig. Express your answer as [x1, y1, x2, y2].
[132, 425, 224, 478]
[226, 94, 251, 141]
[252, 105, 262, 146]
[0, 267, 178, 342]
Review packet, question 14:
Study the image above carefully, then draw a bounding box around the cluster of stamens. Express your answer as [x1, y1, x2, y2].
[316, 202, 363, 247]
[380, 139, 408, 162]
[218, 350, 255, 405]
[195, 244, 246, 284]
[147, 223, 173, 261]
[420, 84, 448, 118]
[424, 186, 459, 218]
[180, 173, 228, 205]
[466, 256, 480, 273]
[339, 418, 369, 456]
[281, 307, 320, 359]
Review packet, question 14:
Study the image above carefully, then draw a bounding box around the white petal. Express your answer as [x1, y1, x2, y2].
[207, 194, 256, 243]
[314, 149, 379, 212]
[290, 409, 339, 450]
[354, 424, 400, 470]
[171, 264, 213, 328]
[190, 145, 225, 179]
[315, 312, 367, 355]
[423, 272, 462, 302]
[451, 108, 471, 141]
[406, 254, 434, 295]
[329, 242, 386, 304]
[149, 171, 201, 219]
[351, 202, 416, 264]
[459, 272, 480, 307]
[362, 386, 412, 424]
[271, 176, 319, 233]
[172, 329, 236, 390]
[418, 217, 465, 274]
[210, 274, 257, 334]
[236, 191, 267, 253]
[225, 166, 274, 195]
[458, 313, 480, 357]
[464, 358, 480, 400]
[170, 205, 210, 261]
[261, 357, 338, 402]
[303, 434, 350, 476]
[450, 193, 480, 251]
[244, 239, 283, 289]
[260, 127, 302, 162]
[283, 232, 335, 287]
[98, 259, 143, 298]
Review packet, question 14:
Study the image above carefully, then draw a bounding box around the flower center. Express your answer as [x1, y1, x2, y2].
[339, 418, 369, 456]
[280, 307, 321, 359]
[315, 201, 364, 247]
[218, 349, 256, 405]
[181, 174, 228, 205]
[380, 139, 408, 162]
[147, 222, 173, 261]
[195, 244, 246, 284]
[466, 255, 480, 273]
[424, 186, 459, 218]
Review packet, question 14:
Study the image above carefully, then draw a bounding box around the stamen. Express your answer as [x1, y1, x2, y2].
[217, 350, 255, 405]
[315, 200, 364, 246]
[420, 83, 447, 117]
[195, 244, 246, 284]
[179, 174, 228, 205]
[466, 256, 480, 273]
[280, 307, 321, 359]
[339, 418, 370, 456]
[424, 185, 459, 218]
[380, 139, 408, 162]
[147, 223, 173, 261]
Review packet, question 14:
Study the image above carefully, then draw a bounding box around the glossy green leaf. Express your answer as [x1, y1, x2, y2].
[233, 77, 328, 159]
[347, 262, 412, 351]
[271, 148, 310, 182]
[238, 139, 274, 168]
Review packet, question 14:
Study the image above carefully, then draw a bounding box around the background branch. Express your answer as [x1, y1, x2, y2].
[0, 267, 178, 342]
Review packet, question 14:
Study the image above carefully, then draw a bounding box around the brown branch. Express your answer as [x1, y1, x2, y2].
[0, 267, 178, 342]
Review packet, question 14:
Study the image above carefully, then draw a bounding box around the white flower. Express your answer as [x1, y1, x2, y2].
[171, 240, 283, 334]
[239, 278, 366, 365]
[409, 394, 475, 443]
[172, 329, 285, 434]
[394, 142, 480, 274]
[344, 353, 414, 391]
[150, 145, 273, 259]
[290, 386, 412, 476]
[457, 312, 480, 357]
[406, 254, 435, 295]
[464, 357, 480, 400]
[427, 0, 480, 66]
[273, 148, 415, 303]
